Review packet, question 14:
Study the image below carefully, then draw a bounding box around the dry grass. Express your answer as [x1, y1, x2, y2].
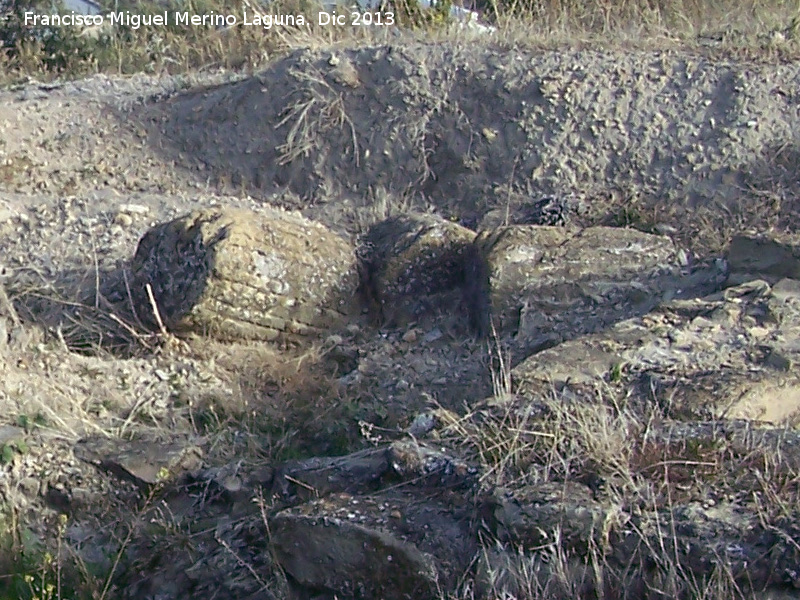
[2, 0, 800, 85]
[486, 0, 800, 50]
[0, 0, 376, 83]
[433, 337, 800, 599]
[276, 65, 361, 166]
[190, 338, 360, 459]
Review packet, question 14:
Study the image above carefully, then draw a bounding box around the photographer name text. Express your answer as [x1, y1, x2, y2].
[23, 10, 395, 29]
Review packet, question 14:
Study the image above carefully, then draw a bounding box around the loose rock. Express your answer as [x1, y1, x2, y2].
[727, 233, 800, 286]
[270, 489, 476, 600]
[358, 213, 475, 327]
[74, 435, 204, 487]
[129, 207, 360, 341]
[464, 225, 694, 343]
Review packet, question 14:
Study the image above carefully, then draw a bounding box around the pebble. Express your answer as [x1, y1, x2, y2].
[222, 476, 242, 493]
[654, 223, 678, 236]
[18, 477, 41, 496]
[114, 212, 133, 227]
[402, 329, 418, 343]
[408, 413, 436, 437]
[764, 351, 792, 371]
[119, 203, 150, 215]
[423, 328, 443, 343]
[325, 334, 344, 347]
[0, 425, 24, 445]
[748, 326, 770, 338]
[676, 248, 690, 267]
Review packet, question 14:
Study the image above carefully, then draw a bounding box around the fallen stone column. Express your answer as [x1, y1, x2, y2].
[128, 207, 360, 341]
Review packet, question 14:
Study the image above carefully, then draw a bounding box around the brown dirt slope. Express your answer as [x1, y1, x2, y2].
[144, 43, 800, 244]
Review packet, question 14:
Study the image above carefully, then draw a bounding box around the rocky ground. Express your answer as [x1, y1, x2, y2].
[1, 35, 800, 599]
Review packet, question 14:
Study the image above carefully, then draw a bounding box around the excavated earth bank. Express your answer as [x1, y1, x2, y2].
[1, 38, 800, 600]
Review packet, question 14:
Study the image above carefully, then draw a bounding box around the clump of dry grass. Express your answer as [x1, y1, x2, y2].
[486, 0, 799, 46]
[2, 0, 800, 85]
[0, 0, 378, 83]
[441, 389, 644, 490]
[3, 264, 164, 358]
[180, 335, 363, 462]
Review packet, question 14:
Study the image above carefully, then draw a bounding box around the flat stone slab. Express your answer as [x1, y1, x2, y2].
[74, 435, 203, 487]
[727, 233, 800, 285]
[513, 278, 800, 425]
[270, 489, 476, 600]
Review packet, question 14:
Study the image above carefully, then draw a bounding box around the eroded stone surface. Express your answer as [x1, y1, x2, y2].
[129, 207, 359, 341]
[359, 213, 475, 327]
[465, 225, 721, 348]
[513, 278, 800, 425]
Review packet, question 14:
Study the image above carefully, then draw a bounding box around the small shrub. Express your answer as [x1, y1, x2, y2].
[0, 0, 113, 76]
[391, 0, 452, 29]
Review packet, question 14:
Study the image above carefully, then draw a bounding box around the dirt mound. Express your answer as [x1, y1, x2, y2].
[3, 43, 800, 247]
[148, 44, 800, 244]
